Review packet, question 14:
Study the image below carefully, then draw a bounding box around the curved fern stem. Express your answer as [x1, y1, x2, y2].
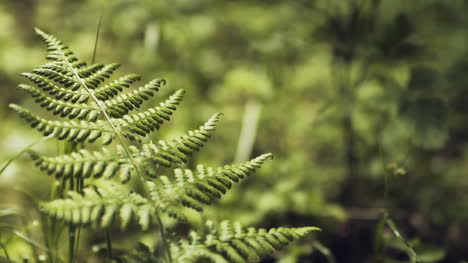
[0, 134, 54, 177]
[156, 211, 172, 263]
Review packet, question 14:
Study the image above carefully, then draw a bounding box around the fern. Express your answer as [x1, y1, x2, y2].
[41, 181, 154, 230]
[28, 113, 221, 182]
[171, 220, 320, 263]
[10, 28, 319, 262]
[146, 153, 274, 216]
[39, 154, 273, 228]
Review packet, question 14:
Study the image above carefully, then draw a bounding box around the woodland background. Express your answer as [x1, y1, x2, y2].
[1, 0, 468, 262]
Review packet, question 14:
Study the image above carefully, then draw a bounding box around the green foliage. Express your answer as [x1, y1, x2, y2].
[40, 153, 273, 229]
[41, 181, 153, 230]
[3, 0, 467, 262]
[147, 153, 273, 218]
[171, 220, 319, 263]
[27, 113, 221, 182]
[4, 28, 318, 262]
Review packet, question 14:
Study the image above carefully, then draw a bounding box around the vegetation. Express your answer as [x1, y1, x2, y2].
[0, 28, 319, 262]
[2, 0, 468, 262]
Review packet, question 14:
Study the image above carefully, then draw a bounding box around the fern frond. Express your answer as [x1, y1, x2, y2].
[10, 104, 114, 144]
[40, 181, 154, 230]
[78, 63, 105, 77]
[21, 72, 89, 103]
[32, 66, 81, 90]
[140, 113, 222, 167]
[117, 89, 185, 141]
[33, 28, 149, 184]
[18, 84, 100, 121]
[35, 27, 86, 68]
[172, 220, 320, 263]
[27, 114, 221, 182]
[27, 148, 133, 181]
[147, 154, 273, 215]
[103, 78, 166, 118]
[94, 74, 141, 100]
[81, 63, 121, 89]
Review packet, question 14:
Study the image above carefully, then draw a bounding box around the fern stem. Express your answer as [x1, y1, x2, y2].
[156, 211, 172, 263]
[72, 177, 83, 260]
[68, 226, 76, 263]
[0, 134, 53, 177]
[64, 142, 81, 263]
[105, 230, 113, 260]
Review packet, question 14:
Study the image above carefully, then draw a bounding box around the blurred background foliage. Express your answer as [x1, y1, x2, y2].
[1, 0, 468, 262]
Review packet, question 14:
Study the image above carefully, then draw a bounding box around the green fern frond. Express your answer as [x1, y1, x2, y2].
[78, 63, 105, 77]
[10, 104, 114, 144]
[172, 220, 320, 263]
[13, 29, 321, 262]
[21, 72, 89, 103]
[140, 113, 222, 167]
[117, 89, 185, 141]
[35, 27, 85, 67]
[94, 74, 142, 100]
[103, 78, 166, 118]
[27, 148, 133, 181]
[147, 154, 273, 214]
[81, 63, 120, 89]
[14, 29, 179, 151]
[17, 84, 100, 121]
[27, 114, 221, 182]
[32, 66, 81, 90]
[40, 181, 154, 230]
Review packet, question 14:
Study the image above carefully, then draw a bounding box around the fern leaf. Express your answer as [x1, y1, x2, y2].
[146, 153, 272, 216]
[103, 78, 166, 118]
[40, 182, 154, 230]
[32, 66, 81, 90]
[18, 84, 100, 121]
[21, 72, 89, 103]
[81, 63, 121, 89]
[172, 220, 320, 263]
[78, 63, 105, 77]
[117, 89, 185, 141]
[10, 104, 114, 144]
[27, 114, 221, 182]
[35, 27, 85, 67]
[27, 149, 132, 180]
[94, 74, 142, 100]
[141, 113, 222, 167]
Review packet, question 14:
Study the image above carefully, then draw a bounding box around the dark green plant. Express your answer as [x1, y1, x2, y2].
[5, 28, 319, 263]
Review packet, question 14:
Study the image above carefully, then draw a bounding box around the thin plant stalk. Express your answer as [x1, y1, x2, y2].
[234, 100, 262, 163]
[0, 135, 54, 176]
[0, 238, 12, 263]
[105, 230, 113, 260]
[156, 211, 172, 263]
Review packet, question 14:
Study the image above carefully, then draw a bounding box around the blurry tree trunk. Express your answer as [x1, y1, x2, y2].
[341, 113, 358, 205]
[335, 59, 360, 206]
